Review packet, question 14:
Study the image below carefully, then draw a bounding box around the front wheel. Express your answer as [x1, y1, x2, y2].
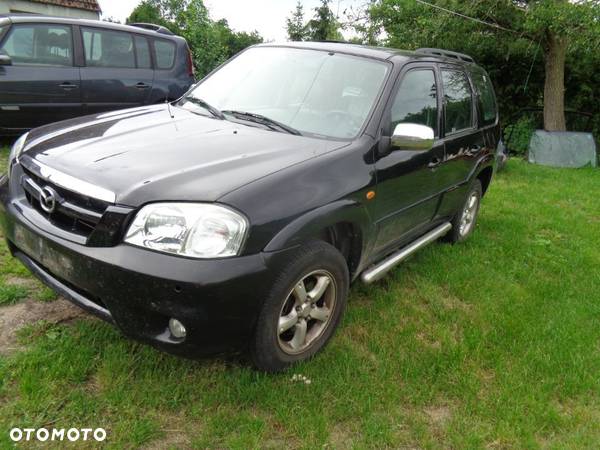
[445, 179, 483, 243]
[250, 241, 349, 372]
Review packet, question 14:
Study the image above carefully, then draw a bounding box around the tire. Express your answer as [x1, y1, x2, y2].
[445, 179, 483, 244]
[250, 241, 349, 372]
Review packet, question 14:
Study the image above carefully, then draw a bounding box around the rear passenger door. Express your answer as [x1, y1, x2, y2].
[0, 22, 81, 131]
[471, 70, 500, 155]
[435, 66, 485, 218]
[79, 26, 154, 114]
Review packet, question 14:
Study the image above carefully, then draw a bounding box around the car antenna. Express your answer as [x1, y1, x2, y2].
[166, 98, 174, 119]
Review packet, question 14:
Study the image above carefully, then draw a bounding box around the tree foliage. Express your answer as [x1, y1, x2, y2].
[307, 0, 343, 41]
[286, 0, 343, 42]
[365, 0, 600, 134]
[127, 0, 263, 78]
[286, 1, 308, 41]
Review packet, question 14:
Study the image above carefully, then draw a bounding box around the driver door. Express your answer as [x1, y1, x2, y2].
[372, 65, 445, 255]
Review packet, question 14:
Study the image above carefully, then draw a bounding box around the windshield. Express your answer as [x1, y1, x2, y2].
[183, 46, 389, 139]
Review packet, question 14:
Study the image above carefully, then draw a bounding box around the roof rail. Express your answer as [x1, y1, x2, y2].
[129, 23, 174, 35]
[416, 48, 474, 63]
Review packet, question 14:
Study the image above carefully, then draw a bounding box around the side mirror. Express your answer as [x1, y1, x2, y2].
[0, 55, 12, 66]
[391, 123, 434, 151]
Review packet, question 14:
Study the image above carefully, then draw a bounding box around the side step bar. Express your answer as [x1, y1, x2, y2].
[361, 222, 452, 284]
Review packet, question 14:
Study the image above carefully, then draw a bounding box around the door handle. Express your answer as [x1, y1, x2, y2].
[135, 82, 150, 89]
[428, 157, 443, 170]
[59, 82, 78, 90]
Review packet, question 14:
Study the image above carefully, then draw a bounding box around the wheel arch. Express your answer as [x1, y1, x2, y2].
[476, 165, 494, 196]
[263, 200, 371, 279]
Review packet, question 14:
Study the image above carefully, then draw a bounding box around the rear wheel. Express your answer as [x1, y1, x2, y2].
[250, 241, 349, 372]
[445, 179, 482, 243]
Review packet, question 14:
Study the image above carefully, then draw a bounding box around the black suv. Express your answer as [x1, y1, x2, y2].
[0, 15, 195, 135]
[0, 43, 499, 372]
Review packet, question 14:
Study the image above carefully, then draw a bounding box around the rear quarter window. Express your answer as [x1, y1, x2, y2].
[471, 72, 497, 125]
[154, 39, 175, 69]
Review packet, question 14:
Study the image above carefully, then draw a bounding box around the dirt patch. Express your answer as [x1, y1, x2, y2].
[424, 405, 452, 426]
[326, 421, 360, 449]
[144, 431, 191, 450]
[144, 412, 194, 450]
[416, 332, 442, 350]
[0, 298, 84, 355]
[4, 276, 41, 290]
[440, 292, 472, 312]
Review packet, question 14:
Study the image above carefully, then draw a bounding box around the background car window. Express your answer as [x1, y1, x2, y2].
[0, 24, 72, 66]
[134, 35, 151, 69]
[391, 69, 438, 136]
[154, 40, 175, 69]
[82, 28, 135, 68]
[471, 72, 497, 125]
[442, 70, 473, 134]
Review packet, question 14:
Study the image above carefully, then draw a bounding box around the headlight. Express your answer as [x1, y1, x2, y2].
[124, 203, 248, 258]
[7, 132, 28, 179]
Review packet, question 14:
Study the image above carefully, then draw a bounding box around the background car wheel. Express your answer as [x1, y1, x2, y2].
[250, 241, 349, 372]
[445, 179, 483, 244]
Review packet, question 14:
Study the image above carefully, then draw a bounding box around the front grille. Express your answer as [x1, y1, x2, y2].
[21, 167, 110, 239]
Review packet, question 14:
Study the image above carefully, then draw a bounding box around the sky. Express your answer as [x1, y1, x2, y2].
[97, 0, 364, 42]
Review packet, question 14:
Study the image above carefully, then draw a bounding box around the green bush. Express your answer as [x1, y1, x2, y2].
[504, 116, 537, 156]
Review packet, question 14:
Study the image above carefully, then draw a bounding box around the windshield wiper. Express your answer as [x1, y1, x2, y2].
[221, 110, 302, 136]
[182, 97, 225, 120]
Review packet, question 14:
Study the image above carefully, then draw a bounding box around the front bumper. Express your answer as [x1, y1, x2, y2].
[0, 177, 293, 357]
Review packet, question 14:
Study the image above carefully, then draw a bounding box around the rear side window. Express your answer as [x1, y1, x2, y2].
[441, 70, 473, 135]
[134, 36, 151, 68]
[82, 27, 135, 68]
[471, 72, 497, 125]
[154, 39, 175, 69]
[391, 69, 439, 136]
[0, 24, 73, 66]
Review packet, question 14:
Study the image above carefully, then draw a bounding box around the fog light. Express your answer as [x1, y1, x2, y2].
[169, 318, 187, 339]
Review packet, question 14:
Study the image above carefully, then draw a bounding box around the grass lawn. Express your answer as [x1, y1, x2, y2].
[0, 147, 599, 448]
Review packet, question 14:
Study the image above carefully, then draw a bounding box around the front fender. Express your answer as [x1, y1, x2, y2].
[263, 199, 373, 261]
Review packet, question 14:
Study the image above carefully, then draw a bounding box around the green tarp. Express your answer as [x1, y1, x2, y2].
[528, 131, 597, 168]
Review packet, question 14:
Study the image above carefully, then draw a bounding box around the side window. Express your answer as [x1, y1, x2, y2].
[134, 35, 151, 69]
[390, 69, 438, 136]
[441, 70, 473, 134]
[82, 27, 135, 68]
[0, 24, 73, 66]
[154, 39, 175, 69]
[471, 72, 497, 125]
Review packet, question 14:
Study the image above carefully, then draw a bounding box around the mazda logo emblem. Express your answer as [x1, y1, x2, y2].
[40, 186, 57, 214]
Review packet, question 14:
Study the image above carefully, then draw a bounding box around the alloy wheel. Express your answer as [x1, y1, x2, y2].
[459, 191, 480, 237]
[277, 270, 337, 355]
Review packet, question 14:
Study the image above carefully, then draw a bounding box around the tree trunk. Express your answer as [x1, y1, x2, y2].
[543, 32, 567, 131]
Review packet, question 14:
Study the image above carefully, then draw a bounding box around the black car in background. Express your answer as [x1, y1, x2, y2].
[0, 15, 195, 135]
[1, 43, 499, 372]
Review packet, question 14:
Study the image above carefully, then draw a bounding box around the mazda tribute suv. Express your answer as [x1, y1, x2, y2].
[0, 43, 499, 372]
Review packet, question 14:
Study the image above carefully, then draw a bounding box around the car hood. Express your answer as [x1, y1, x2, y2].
[21, 104, 347, 206]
